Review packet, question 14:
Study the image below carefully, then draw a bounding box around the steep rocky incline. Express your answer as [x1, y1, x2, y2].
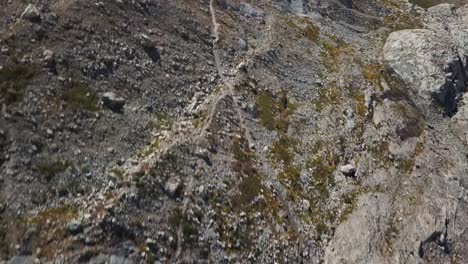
[1, 0, 468, 263]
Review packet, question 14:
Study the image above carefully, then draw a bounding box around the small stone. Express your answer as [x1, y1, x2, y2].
[146, 238, 157, 248]
[237, 62, 247, 72]
[238, 38, 248, 51]
[67, 220, 83, 235]
[302, 199, 310, 211]
[102, 92, 125, 113]
[9, 256, 34, 264]
[43, 49, 55, 63]
[339, 164, 356, 177]
[164, 179, 181, 197]
[198, 185, 204, 194]
[109, 255, 127, 264]
[21, 4, 41, 22]
[108, 180, 115, 189]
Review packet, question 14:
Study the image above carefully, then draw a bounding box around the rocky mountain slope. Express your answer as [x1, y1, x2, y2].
[1, 0, 468, 263]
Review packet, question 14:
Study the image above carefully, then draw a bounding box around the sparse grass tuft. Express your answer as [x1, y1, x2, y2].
[320, 40, 342, 72]
[109, 168, 125, 180]
[384, 213, 399, 249]
[303, 23, 320, 42]
[351, 90, 367, 117]
[256, 90, 296, 132]
[306, 152, 338, 199]
[313, 85, 342, 112]
[270, 134, 299, 167]
[147, 112, 175, 131]
[278, 165, 302, 194]
[362, 62, 384, 90]
[0, 64, 36, 105]
[140, 139, 161, 157]
[169, 208, 197, 242]
[231, 138, 262, 209]
[383, 9, 422, 31]
[285, 17, 321, 43]
[340, 189, 361, 222]
[35, 161, 73, 181]
[27, 205, 79, 259]
[256, 90, 277, 130]
[395, 102, 425, 141]
[63, 82, 98, 111]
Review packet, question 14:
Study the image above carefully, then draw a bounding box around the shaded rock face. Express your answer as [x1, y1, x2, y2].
[438, 57, 467, 115]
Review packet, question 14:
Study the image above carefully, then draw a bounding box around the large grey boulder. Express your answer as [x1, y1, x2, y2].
[383, 4, 468, 116]
[383, 29, 466, 115]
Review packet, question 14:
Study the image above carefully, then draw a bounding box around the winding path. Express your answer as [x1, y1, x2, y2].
[208, 0, 303, 245]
